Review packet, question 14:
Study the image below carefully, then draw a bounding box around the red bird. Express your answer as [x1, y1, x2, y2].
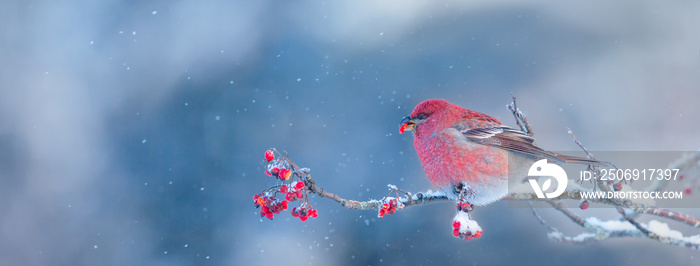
[400, 99, 606, 239]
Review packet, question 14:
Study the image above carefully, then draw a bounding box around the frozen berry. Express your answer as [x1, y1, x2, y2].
[285, 192, 295, 201]
[279, 168, 292, 180]
[265, 150, 275, 161]
[294, 182, 305, 190]
[580, 200, 589, 210]
[280, 185, 288, 193]
[473, 230, 483, 239]
[613, 182, 622, 191]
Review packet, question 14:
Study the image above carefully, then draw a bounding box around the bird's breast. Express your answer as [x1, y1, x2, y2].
[414, 128, 509, 188]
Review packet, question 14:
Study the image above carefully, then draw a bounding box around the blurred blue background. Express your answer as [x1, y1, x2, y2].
[1, 0, 700, 265]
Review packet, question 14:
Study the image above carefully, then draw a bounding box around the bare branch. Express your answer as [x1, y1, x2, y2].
[254, 97, 700, 250]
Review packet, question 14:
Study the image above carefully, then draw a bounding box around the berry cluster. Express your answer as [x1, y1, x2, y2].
[284, 182, 305, 201]
[253, 194, 288, 220]
[291, 206, 319, 221]
[377, 199, 398, 218]
[254, 149, 319, 222]
[452, 221, 483, 240]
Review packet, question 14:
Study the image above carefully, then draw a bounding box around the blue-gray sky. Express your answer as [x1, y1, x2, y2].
[1, 0, 699, 265]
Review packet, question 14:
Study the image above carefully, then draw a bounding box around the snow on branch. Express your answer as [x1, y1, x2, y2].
[252, 97, 700, 250]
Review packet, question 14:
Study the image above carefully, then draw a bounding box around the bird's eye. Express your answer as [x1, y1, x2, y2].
[418, 114, 426, 120]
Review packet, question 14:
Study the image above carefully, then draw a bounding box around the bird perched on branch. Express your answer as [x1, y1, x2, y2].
[399, 99, 608, 240]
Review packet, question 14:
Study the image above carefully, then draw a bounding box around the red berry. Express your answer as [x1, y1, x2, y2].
[291, 207, 300, 217]
[271, 168, 280, 175]
[684, 188, 692, 195]
[473, 230, 483, 239]
[453, 229, 460, 237]
[461, 202, 472, 211]
[265, 211, 274, 220]
[299, 215, 309, 221]
[280, 185, 288, 193]
[382, 203, 389, 210]
[465, 235, 472, 241]
[285, 192, 295, 201]
[294, 182, 305, 190]
[279, 168, 292, 180]
[580, 200, 589, 210]
[613, 183, 622, 191]
[310, 209, 318, 218]
[253, 194, 260, 205]
[296, 190, 303, 198]
[264, 170, 271, 176]
[452, 221, 461, 229]
[378, 209, 386, 217]
[265, 150, 275, 161]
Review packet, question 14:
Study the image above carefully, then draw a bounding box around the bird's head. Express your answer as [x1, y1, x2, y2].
[399, 99, 450, 134]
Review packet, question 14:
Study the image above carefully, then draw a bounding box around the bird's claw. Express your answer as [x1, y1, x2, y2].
[453, 182, 476, 201]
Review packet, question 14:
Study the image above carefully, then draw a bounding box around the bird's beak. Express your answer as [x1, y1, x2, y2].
[399, 115, 416, 134]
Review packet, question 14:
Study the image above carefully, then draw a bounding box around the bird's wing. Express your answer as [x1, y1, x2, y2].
[458, 125, 566, 163]
[455, 125, 612, 166]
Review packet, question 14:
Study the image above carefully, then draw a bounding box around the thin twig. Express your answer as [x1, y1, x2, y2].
[507, 95, 533, 136]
